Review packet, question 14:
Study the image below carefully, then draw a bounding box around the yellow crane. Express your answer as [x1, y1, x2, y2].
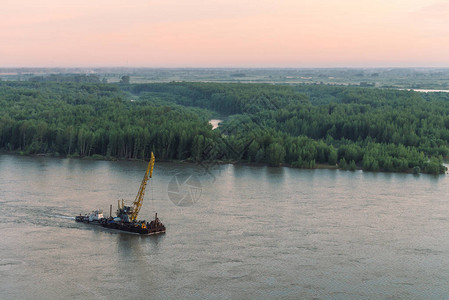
[129, 152, 155, 222]
[77, 151, 165, 234]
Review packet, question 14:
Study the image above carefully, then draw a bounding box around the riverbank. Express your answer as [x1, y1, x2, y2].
[3, 150, 444, 176]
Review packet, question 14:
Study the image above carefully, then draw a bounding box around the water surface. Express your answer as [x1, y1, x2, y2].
[1, 155, 449, 299]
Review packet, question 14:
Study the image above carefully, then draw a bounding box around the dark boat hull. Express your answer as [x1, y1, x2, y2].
[101, 220, 166, 235]
[75, 217, 165, 235]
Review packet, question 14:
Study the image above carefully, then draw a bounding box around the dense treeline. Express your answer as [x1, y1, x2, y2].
[125, 82, 449, 174]
[123, 82, 308, 115]
[0, 81, 213, 160]
[0, 81, 448, 174]
[29, 74, 103, 83]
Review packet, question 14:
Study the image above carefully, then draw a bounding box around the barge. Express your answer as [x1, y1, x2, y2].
[75, 152, 165, 235]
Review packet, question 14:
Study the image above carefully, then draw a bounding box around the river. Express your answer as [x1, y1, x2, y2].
[1, 154, 449, 299]
[209, 119, 222, 130]
[400, 88, 449, 93]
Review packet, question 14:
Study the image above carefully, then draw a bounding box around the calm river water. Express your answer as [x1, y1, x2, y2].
[1, 154, 449, 299]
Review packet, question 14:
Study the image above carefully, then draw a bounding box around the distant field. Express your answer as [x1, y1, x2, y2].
[1, 67, 448, 90]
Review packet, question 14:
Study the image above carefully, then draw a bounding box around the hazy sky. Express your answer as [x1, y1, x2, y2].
[1, 0, 448, 68]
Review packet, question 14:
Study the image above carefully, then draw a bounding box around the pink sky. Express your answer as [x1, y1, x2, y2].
[1, 0, 449, 68]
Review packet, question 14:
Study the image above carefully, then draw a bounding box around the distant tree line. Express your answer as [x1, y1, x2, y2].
[29, 74, 102, 83]
[123, 82, 449, 174]
[0, 81, 212, 161]
[0, 81, 448, 174]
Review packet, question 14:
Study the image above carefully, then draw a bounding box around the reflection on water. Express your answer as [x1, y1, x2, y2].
[1, 154, 449, 298]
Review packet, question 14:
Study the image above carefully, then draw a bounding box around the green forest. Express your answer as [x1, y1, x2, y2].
[1, 80, 448, 174]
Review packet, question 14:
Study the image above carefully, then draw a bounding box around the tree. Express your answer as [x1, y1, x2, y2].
[328, 146, 338, 165]
[267, 143, 286, 166]
[120, 75, 130, 84]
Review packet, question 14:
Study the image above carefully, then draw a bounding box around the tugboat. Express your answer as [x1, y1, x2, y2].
[75, 210, 104, 224]
[75, 152, 166, 235]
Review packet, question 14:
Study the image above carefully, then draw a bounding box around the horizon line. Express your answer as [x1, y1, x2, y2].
[2, 66, 449, 70]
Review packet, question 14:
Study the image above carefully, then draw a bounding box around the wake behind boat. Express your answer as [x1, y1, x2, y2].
[75, 152, 165, 235]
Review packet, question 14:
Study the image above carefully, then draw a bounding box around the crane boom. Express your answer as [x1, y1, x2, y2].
[129, 152, 155, 222]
